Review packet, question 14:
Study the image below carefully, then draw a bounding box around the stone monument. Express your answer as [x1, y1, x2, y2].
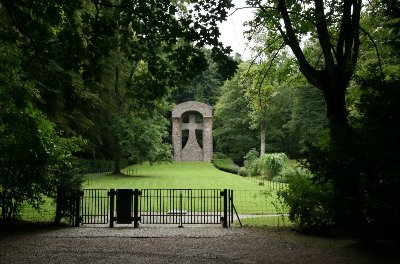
[172, 101, 213, 162]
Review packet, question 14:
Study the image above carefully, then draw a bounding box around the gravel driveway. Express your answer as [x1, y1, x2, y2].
[0, 224, 397, 264]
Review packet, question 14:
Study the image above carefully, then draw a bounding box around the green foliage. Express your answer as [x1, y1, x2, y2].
[296, 1, 400, 238]
[0, 42, 85, 220]
[212, 154, 240, 174]
[171, 50, 233, 105]
[214, 59, 327, 161]
[214, 64, 259, 164]
[286, 86, 328, 155]
[243, 149, 260, 176]
[113, 110, 172, 165]
[278, 171, 335, 230]
[242, 151, 288, 180]
[0, 102, 84, 220]
[257, 153, 288, 180]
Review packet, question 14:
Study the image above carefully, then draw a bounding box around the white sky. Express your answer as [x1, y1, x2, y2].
[218, 0, 255, 60]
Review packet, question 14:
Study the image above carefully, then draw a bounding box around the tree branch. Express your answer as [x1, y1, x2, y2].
[360, 26, 384, 82]
[275, 0, 319, 87]
[336, 0, 352, 65]
[256, 42, 286, 88]
[243, 37, 283, 83]
[314, 0, 335, 74]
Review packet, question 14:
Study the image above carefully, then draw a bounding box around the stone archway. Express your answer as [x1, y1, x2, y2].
[172, 101, 213, 162]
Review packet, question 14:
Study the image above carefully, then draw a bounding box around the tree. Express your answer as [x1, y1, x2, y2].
[214, 63, 259, 164]
[0, 45, 84, 219]
[245, 0, 371, 231]
[287, 85, 328, 155]
[244, 67, 272, 156]
[111, 60, 172, 171]
[0, 0, 238, 218]
[82, 0, 237, 173]
[248, 0, 363, 126]
[171, 50, 226, 106]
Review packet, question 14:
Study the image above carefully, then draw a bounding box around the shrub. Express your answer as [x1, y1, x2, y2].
[212, 155, 239, 174]
[278, 170, 334, 230]
[243, 149, 260, 176]
[258, 153, 288, 180]
[213, 152, 228, 160]
[238, 167, 248, 176]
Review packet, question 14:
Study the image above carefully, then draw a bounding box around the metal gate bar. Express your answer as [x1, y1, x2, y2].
[139, 189, 225, 225]
[80, 189, 109, 224]
[77, 188, 233, 227]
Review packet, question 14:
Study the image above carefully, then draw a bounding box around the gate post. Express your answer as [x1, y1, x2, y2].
[222, 189, 228, 228]
[230, 189, 234, 227]
[74, 190, 82, 227]
[133, 189, 141, 228]
[109, 189, 115, 228]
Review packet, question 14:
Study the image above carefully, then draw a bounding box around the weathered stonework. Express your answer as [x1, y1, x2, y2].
[172, 101, 213, 162]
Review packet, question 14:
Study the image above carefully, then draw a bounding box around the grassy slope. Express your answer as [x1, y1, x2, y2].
[84, 162, 267, 190]
[21, 162, 289, 222]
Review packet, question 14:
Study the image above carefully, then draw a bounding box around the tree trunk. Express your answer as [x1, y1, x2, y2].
[260, 123, 266, 156]
[113, 64, 122, 175]
[322, 80, 348, 126]
[114, 136, 121, 175]
[54, 187, 63, 224]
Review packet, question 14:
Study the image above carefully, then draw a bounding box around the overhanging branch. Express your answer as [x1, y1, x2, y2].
[360, 26, 384, 82]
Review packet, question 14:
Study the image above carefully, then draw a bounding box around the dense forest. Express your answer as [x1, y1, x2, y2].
[1, 0, 399, 239]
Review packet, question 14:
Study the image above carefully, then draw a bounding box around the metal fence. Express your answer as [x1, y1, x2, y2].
[80, 189, 109, 224]
[7, 187, 290, 227]
[139, 189, 227, 225]
[77, 188, 233, 228]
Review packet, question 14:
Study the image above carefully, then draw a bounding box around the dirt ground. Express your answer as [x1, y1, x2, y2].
[0, 224, 398, 264]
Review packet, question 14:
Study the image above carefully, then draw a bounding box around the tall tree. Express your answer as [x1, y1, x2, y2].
[214, 63, 259, 164]
[248, 0, 362, 126]
[246, 0, 366, 230]
[245, 70, 272, 156]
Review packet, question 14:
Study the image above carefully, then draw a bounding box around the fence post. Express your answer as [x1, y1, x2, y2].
[178, 191, 183, 228]
[230, 189, 234, 226]
[222, 189, 228, 228]
[133, 189, 140, 228]
[109, 189, 115, 228]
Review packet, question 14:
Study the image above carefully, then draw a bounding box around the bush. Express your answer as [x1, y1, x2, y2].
[242, 151, 288, 180]
[238, 167, 248, 176]
[213, 152, 228, 160]
[243, 149, 260, 176]
[258, 153, 288, 179]
[278, 170, 334, 230]
[212, 155, 240, 174]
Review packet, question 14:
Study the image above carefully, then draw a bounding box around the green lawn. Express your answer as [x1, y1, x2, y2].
[84, 161, 278, 190]
[83, 162, 288, 215]
[21, 162, 289, 222]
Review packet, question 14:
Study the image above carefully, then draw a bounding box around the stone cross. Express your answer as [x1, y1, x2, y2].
[181, 115, 203, 161]
[182, 115, 203, 143]
[172, 101, 213, 162]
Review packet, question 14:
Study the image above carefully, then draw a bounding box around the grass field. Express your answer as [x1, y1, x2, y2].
[84, 161, 274, 190]
[83, 162, 289, 216]
[20, 162, 291, 225]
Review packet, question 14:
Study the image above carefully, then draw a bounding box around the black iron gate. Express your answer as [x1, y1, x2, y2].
[76, 188, 234, 228]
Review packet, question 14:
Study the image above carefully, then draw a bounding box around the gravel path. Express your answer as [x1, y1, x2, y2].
[0, 225, 397, 264]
